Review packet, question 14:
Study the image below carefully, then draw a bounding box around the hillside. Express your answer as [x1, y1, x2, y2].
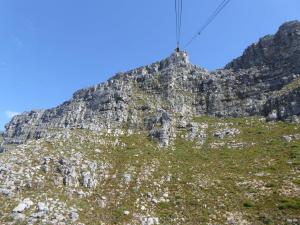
[0, 21, 300, 225]
[1, 117, 300, 224]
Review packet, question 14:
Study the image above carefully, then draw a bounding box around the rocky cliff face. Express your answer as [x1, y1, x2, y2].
[225, 21, 300, 72]
[3, 21, 300, 146]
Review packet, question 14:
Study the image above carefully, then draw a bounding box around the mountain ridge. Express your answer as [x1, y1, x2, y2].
[3, 20, 300, 147]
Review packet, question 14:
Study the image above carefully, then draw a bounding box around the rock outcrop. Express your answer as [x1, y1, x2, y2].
[3, 21, 300, 146]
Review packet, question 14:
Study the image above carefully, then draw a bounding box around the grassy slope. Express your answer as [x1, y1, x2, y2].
[0, 117, 299, 224]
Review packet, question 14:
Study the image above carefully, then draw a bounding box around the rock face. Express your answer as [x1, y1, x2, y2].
[225, 21, 300, 72]
[0, 132, 4, 152]
[3, 21, 300, 146]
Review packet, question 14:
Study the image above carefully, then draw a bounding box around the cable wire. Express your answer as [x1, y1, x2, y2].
[184, 0, 231, 47]
[179, 0, 183, 45]
[175, 0, 183, 48]
[175, 0, 178, 45]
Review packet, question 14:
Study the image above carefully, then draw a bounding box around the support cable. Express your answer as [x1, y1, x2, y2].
[184, 0, 231, 48]
[175, 0, 183, 48]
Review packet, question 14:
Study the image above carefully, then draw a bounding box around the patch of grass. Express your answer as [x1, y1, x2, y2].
[243, 201, 255, 208]
[278, 198, 300, 210]
[292, 179, 300, 186]
[265, 182, 276, 188]
[259, 215, 273, 224]
[112, 206, 129, 220]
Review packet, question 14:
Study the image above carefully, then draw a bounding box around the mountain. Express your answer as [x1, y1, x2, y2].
[3, 21, 300, 147]
[0, 21, 300, 225]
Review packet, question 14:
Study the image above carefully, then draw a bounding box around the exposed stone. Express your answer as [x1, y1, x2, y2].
[185, 122, 207, 145]
[282, 134, 300, 142]
[13, 198, 34, 213]
[123, 173, 132, 184]
[57, 158, 79, 187]
[148, 111, 174, 146]
[283, 135, 293, 142]
[82, 171, 97, 189]
[37, 202, 49, 212]
[123, 210, 130, 215]
[69, 211, 79, 222]
[141, 216, 159, 225]
[214, 128, 240, 139]
[11, 212, 26, 221]
[0, 188, 12, 197]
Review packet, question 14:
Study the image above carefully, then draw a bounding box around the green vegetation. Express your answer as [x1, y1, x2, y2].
[275, 76, 300, 96]
[279, 198, 300, 210]
[243, 201, 254, 208]
[0, 116, 300, 224]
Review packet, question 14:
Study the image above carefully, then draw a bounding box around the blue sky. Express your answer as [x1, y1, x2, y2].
[0, 0, 300, 130]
